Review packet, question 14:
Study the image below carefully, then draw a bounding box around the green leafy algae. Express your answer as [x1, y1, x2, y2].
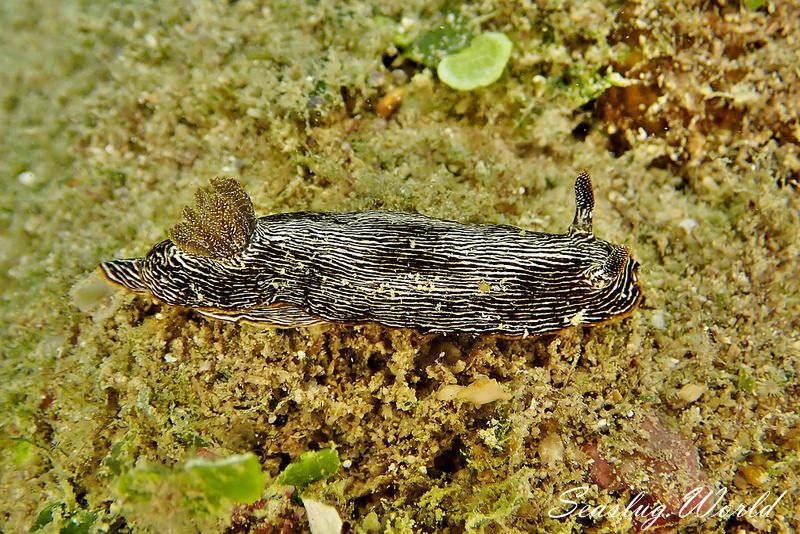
[184, 454, 266, 504]
[437, 32, 512, 91]
[117, 453, 265, 513]
[29, 503, 98, 534]
[275, 448, 340, 489]
[742, 0, 766, 11]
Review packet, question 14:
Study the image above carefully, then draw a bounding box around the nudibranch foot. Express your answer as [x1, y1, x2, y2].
[196, 303, 323, 327]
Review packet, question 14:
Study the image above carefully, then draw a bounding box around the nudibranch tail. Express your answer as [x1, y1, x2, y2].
[99, 258, 147, 292]
[569, 170, 594, 234]
[170, 177, 256, 259]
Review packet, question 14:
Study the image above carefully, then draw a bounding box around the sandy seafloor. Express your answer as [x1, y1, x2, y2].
[1, 0, 798, 532]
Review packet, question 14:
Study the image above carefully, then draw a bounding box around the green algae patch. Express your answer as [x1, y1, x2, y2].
[463, 473, 532, 531]
[29, 502, 98, 534]
[10, 438, 35, 467]
[742, 0, 766, 11]
[437, 32, 512, 91]
[275, 448, 340, 489]
[183, 454, 266, 505]
[117, 453, 265, 508]
[115, 453, 265, 530]
[402, 13, 474, 67]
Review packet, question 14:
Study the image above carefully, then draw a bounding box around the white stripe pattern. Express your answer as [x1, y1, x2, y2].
[100, 172, 642, 336]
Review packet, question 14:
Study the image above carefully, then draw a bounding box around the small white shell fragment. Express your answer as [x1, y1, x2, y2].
[436, 384, 465, 401]
[539, 433, 565, 466]
[302, 498, 343, 534]
[17, 171, 37, 186]
[71, 272, 114, 313]
[651, 310, 667, 330]
[70, 271, 117, 323]
[678, 218, 698, 233]
[460, 378, 512, 406]
[435, 378, 512, 406]
[677, 383, 706, 404]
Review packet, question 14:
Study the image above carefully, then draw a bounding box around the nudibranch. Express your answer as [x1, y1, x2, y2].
[100, 173, 641, 336]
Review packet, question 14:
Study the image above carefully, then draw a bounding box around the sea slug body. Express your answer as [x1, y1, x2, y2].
[100, 172, 642, 336]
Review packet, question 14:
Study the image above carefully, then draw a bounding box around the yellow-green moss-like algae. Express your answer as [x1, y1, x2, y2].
[1, 0, 799, 532]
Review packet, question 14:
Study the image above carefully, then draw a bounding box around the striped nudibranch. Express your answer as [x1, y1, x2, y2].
[100, 172, 641, 337]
